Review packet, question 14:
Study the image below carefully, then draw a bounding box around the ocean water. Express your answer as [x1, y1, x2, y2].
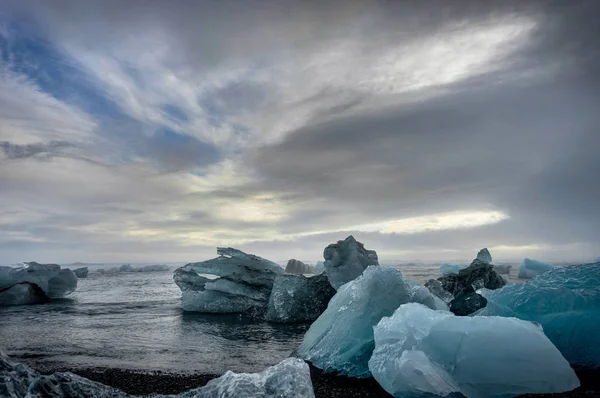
[0, 262, 522, 374]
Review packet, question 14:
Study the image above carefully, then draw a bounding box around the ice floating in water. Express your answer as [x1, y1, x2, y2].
[439, 263, 467, 276]
[323, 235, 378, 290]
[285, 259, 313, 274]
[477, 262, 600, 368]
[369, 303, 580, 398]
[73, 267, 88, 278]
[97, 264, 169, 274]
[174, 248, 283, 317]
[0, 350, 314, 398]
[0, 262, 77, 305]
[0, 282, 48, 306]
[518, 258, 556, 278]
[295, 266, 412, 377]
[266, 273, 336, 323]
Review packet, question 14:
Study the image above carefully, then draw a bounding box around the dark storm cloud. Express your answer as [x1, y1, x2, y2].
[0, 0, 598, 263]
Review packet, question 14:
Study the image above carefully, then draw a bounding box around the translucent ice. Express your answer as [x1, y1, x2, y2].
[0, 262, 77, 305]
[97, 264, 169, 274]
[266, 273, 336, 323]
[174, 248, 283, 316]
[477, 262, 600, 368]
[369, 303, 580, 398]
[476, 247, 492, 263]
[0, 350, 314, 398]
[405, 280, 448, 311]
[295, 266, 410, 377]
[0, 282, 47, 306]
[323, 235, 378, 290]
[518, 258, 556, 278]
[439, 263, 467, 276]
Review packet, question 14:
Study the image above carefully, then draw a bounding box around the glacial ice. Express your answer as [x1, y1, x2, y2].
[369, 303, 580, 398]
[0, 350, 315, 398]
[73, 267, 89, 278]
[477, 262, 600, 368]
[323, 235, 379, 290]
[266, 273, 336, 323]
[476, 247, 492, 263]
[424, 279, 454, 304]
[0, 262, 77, 305]
[174, 248, 283, 316]
[294, 266, 411, 377]
[405, 280, 449, 311]
[97, 264, 169, 274]
[0, 282, 48, 306]
[439, 263, 467, 276]
[285, 259, 313, 274]
[518, 258, 556, 278]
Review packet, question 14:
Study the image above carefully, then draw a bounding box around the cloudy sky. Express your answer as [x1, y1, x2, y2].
[0, 0, 598, 264]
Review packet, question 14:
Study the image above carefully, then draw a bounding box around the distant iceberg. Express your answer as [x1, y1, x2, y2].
[284, 259, 313, 274]
[518, 258, 556, 278]
[97, 264, 169, 274]
[369, 303, 579, 397]
[0, 350, 315, 398]
[0, 262, 77, 306]
[477, 262, 600, 368]
[73, 267, 89, 278]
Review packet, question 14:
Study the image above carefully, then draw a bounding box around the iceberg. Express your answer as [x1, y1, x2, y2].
[477, 262, 600, 368]
[0, 262, 77, 305]
[0, 350, 314, 398]
[97, 264, 169, 274]
[294, 266, 411, 377]
[448, 291, 487, 316]
[0, 282, 48, 306]
[369, 303, 580, 398]
[476, 247, 492, 263]
[174, 248, 283, 317]
[73, 267, 88, 278]
[439, 263, 467, 276]
[266, 273, 336, 323]
[518, 258, 556, 278]
[285, 259, 313, 274]
[323, 235, 379, 290]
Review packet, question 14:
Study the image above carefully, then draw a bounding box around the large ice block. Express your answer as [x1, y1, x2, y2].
[294, 266, 410, 377]
[323, 235, 378, 290]
[266, 273, 336, 323]
[285, 259, 313, 274]
[477, 262, 600, 368]
[439, 263, 467, 276]
[174, 248, 283, 317]
[369, 303, 580, 398]
[518, 258, 556, 278]
[0, 262, 77, 305]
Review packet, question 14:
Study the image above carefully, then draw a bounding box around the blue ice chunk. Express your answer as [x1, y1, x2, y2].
[439, 263, 467, 276]
[323, 235, 378, 290]
[476, 247, 493, 263]
[518, 258, 556, 278]
[369, 303, 580, 398]
[477, 262, 600, 368]
[295, 266, 410, 377]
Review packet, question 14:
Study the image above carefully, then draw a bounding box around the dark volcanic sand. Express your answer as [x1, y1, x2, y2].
[34, 364, 599, 398]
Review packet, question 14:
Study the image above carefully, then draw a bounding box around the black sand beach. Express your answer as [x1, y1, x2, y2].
[34, 364, 600, 398]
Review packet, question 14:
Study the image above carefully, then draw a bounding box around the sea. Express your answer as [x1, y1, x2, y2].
[0, 262, 523, 375]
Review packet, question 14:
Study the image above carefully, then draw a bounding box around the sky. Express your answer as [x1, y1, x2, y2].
[0, 0, 598, 264]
